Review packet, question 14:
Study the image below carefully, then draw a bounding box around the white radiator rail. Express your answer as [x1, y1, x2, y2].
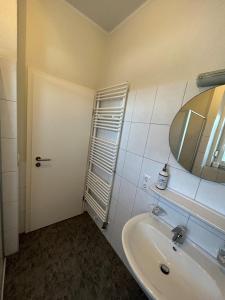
[85, 192, 106, 221]
[84, 83, 128, 227]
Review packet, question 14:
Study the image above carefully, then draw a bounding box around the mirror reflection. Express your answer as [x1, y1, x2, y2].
[170, 84, 225, 183]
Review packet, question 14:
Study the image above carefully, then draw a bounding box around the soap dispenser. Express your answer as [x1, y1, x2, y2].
[156, 164, 169, 190]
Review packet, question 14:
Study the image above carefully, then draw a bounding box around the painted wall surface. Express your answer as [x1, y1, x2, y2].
[87, 0, 225, 264]
[103, 0, 225, 86]
[26, 0, 107, 89]
[0, 0, 17, 58]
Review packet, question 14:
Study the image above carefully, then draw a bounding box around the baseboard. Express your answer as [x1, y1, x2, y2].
[1, 258, 6, 300]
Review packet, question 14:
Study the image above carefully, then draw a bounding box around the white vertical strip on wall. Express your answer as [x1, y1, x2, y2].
[0, 58, 19, 255]
[84, 83, 129, 227]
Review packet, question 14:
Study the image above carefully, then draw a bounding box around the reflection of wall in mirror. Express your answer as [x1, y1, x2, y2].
[183, 89, 213, 116]
[178, 111, 205, 171]
[170, 89, 213, 172]
[205, 86, 225, 165]
[192, 85, 225, 182]
[170, 111, 186, 159]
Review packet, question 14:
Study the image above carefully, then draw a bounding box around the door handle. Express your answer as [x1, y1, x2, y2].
[36, 156, 51, 162]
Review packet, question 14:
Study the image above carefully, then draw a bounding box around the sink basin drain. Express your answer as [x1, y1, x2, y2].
[160, 264, 170, 275]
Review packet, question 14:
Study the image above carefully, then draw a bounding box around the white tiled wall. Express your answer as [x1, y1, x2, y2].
[0, 58, 19, 255]
[87, 78, 225, 263]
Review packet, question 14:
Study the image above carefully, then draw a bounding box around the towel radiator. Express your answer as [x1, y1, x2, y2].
[84, 82, 129, 228]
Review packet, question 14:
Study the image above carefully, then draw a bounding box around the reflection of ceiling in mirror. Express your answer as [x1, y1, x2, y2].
[170, 84, 225, 183]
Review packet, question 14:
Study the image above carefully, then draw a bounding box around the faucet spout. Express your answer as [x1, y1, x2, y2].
[171, 225, 187, 245]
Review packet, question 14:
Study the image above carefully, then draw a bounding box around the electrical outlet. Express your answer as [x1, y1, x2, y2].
[143, 174, 151, 191]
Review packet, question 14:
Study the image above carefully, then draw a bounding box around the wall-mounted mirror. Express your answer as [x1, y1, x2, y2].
[170, 84, 225, 183]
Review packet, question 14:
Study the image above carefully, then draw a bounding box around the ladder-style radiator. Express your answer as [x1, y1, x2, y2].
[84, 83, 129, 227]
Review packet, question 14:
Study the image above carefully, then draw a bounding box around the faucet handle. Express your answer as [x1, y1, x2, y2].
[151, 205, 166, 216]
[171, 225, 187, 234]
[217, 247, 225, 267]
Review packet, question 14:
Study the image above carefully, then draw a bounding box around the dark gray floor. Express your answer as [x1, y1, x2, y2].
[4, 212, 147, 300]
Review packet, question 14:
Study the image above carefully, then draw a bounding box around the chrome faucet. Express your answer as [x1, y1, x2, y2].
[217, 247, 225, 267]
[152, 205, 166, 216]
[171, 225, 187, 245]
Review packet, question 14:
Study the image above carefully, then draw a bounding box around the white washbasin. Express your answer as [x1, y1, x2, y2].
[122, 213, 225, 300]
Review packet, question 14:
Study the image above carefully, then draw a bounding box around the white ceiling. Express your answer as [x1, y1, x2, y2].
[65, 0, 147, 32]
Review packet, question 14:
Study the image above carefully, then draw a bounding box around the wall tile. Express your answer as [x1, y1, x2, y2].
[187, 216, 225, 258]
[132, 86, 157, 123]
[0, 59, 17, 101]
[122, 152, 142, 185]
[0, 100, 17, 138]
[111, 174, 121, 201]
[1, 138, 17, 172]
[110, 225, 126, 262]
[4, 228, 19, 256]
[151, 81, 186, 125]
[132, 188, 158, 216]
[120, 121, 131, 150]
[158, 198, 189, 228]
[2, 171, 18, 203]
[139, 158, 164, 188]
[104, 196, 118, 243]
[118, 178, 137, 210]
[124, 89, 136, 121]
[0, 58, 18, 256]
[112, 178, 136, 257]
[116, 149, 126, 176]
[111, 188, 135, 260]
[195, 180, 225, 215]
[127, 123, 149, 156]
[168, 166, 200, 199]
[145, 124, 170, 163]
[113, 202, 131, 239]
[3, 201, 18, 232]
[188, 216, 225, 241]
[108, 196, 118, 222]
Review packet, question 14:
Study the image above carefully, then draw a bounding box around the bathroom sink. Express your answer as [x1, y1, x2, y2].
[122, 213, 225, 300]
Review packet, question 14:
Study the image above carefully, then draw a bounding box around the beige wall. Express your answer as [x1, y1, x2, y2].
[103, 0, 225, 86]
[26, 0, 107, 89]
[0, 0, 17, 58]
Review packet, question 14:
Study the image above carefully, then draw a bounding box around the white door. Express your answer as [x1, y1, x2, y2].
[26, 70, 94, 232]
